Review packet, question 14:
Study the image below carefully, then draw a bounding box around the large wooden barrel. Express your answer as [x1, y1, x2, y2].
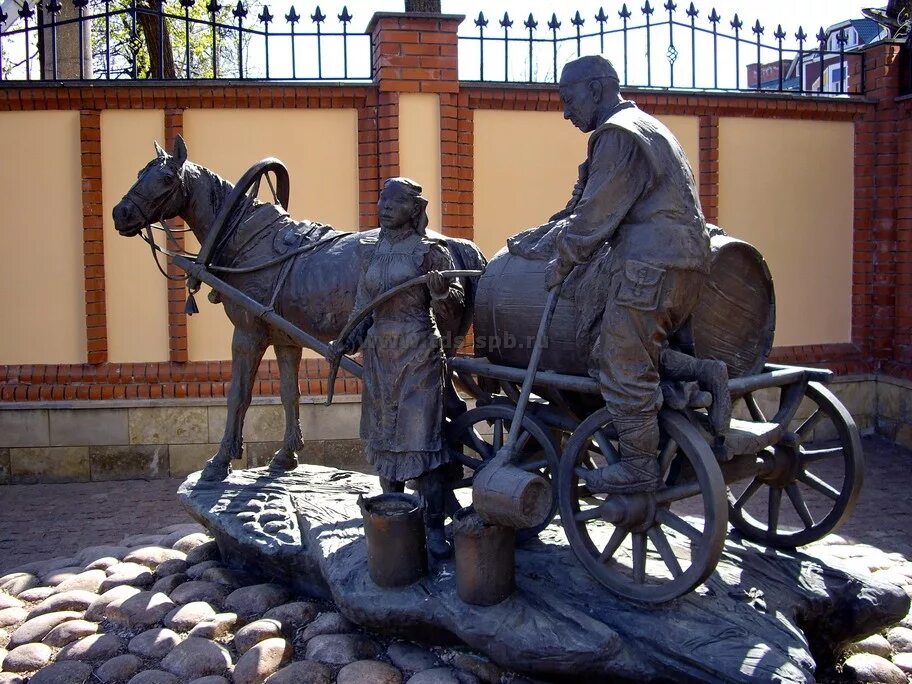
[472, 233, 775, 379]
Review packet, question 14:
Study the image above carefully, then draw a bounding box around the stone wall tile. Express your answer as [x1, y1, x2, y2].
[10, 446, 89, 483]
[0, 410, 49, 448]
[50, 408, 128, 446]
[89, 445, 169, 481]
[170, 443, 245, 477]
[129, 407, 208, 445]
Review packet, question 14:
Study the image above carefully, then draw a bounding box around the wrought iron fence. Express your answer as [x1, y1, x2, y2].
[0, 0, 370, 81]
[459, 2, 867, 95]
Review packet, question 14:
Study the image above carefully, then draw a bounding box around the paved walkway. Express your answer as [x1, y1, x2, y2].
[0, 436, 910, 574]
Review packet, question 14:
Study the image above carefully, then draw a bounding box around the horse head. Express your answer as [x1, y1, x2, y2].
[113, 136, 189, 237]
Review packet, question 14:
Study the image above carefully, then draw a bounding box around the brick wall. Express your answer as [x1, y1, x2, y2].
[0, 20, 908, 403]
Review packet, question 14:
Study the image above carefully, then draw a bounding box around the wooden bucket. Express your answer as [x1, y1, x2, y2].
[453, 507, 515, 606]
[358, 493, 427, 588]
[472, 458, 551, 529]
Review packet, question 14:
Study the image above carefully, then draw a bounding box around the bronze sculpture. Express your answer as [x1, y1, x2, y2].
[509, 54, 729, 494]
[112, 139, 485, 483]
[330, 177, 463, 559]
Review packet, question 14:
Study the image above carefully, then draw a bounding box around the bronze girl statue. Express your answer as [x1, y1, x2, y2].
[334, 178, 463, 559]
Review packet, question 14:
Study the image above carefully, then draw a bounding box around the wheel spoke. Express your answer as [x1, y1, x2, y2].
[515, 430, 532, 452]
[594, 429, 620, 464]
[632, 533, 647, 584]
[767, 486, 782, 534]
[745, 393, 767, 422]
[659, 438, 678, 480]
[518, 458, 549, 472]
[447, 476, 473, 490]
[654, 480, 702, 504]
[733, 477, 763, 510]
[797, 470, 840, 501]
[795, 407, 824, 439]
[785, 483, 814, 528]
[598, 526, 628, 562]
[492, 419, 504, 452]
[655, 508, 702, 544]
[647, 526, 683, 578]
[801, 446, 843, 464]
[464, 429, 492, 460]
[574, 505, 604, 523]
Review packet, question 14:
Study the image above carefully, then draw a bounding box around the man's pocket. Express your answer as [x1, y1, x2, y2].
[615, 260, 665, 311]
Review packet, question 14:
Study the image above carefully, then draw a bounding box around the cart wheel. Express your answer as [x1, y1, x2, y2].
[558, 408, 727, 604]
[728, 381, 863, 548]
[445, 404, 560, 542]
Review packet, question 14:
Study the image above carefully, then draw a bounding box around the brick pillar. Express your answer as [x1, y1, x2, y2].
[892, 99, 912, 378]
[80, 110, 107, 364]
[854, 42, 903, 369]
[698, 114, 719, 226]
[164, 108, 189, 363]
[367, 12, 465, 235]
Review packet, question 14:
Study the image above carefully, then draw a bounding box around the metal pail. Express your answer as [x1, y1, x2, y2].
[453, 506, 515, 605]
[359, 492, 427, 588]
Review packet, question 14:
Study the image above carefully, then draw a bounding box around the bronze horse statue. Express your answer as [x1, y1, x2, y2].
[113, 137, 486, 481]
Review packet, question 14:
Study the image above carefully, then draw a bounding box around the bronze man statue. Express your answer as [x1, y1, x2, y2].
[514, 54, 719, 494]
[333, 178, 462, 558]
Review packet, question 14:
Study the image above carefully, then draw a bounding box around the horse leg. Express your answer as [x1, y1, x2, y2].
[268, 344, 303, 472]
[201, 325, 267, 481]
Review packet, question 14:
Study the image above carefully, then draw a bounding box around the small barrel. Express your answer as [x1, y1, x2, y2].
[472, 461, 551, 529]
[453, 507, 515, 606]
[359, 493, 427, 588]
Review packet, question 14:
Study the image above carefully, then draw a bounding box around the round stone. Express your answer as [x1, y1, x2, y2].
[128, 627, 182, 659]
[17, 587, 56, 602]
[0, 607, 27, 628]
[233, 637, 293, 684]
[29, 590, 97, 618]
[441, 652, 501, 683]
[0, 573, 38, 596]
[199, 567, 246, 589]
[54, 570, 106, 594]
[106, 591, 176, 629]
[57, 633, 124, 662]
[185, 542, 220, 566]
[305, 633, 379, 665]
[86, 586, 142, 622]
[124, 547, 187, 570]
[96, 653, 145, 683]
[893, 651, 912, 674]
[42, 567, 84, 585]
[234, 619, 283, 654]
[263, 660, 332, 684]
[42, 619, 99, 647]
[405, 669, 467, 684]
[170, 581, 230, 608]
[224, 584, 290, 619]
[77, 546, 129, 566]
[338, 660, 403, 684]
[165, 601, 217, 632]
[299, 612, 353, 642]
[86, 557, 121, 571]
[121, 533, 166, 548]
[388, 642, 441, 672]
[100, 563, 154, 593]
[843, 653, 907, 684]
[126, 670, 181, 684]
[3, 642, 53, 672]
[160, 637, 232, 680]
[155, 559, 190, 579]
[0, 674, 23, 684]
[151, 573, 188, 596]
[187, 678, 229, 684]
[9, 611, 84, 648]
[16, 557, 80, 576]
[0, 594, 23, 611]
[27, 660, 93, 684]
[185, 561, 223, 580]
[188, 613, 238, 640]
[887, 626, 912, 653]
[170, 533, 212, 554]
[846, 633, 893, 659]
[263, 601, 317, 634]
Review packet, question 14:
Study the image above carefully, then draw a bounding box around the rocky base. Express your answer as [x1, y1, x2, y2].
[177, 465, 910, 683]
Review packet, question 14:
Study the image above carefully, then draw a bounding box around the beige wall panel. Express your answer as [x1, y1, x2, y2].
[398, 93, 442, 232]
[102, 110, 170, 362]
[182, 109, 360, 361]
[473, 110, 700, 259]
[0, 111, 86, 364]
[718, 118, 853, 346]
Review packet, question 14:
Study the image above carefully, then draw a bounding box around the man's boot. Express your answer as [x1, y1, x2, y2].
[379, 477, 404, 494]
[418, 468, 452, 559]
[581, 415, 660, 494]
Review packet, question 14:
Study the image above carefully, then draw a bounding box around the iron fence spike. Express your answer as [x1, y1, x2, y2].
[774, 24, 786, 40]
[664, 1, 676, 13]
[816, 26, 826, 43]
[73, 0, 89, 8]
[642, 0, 654, 16]
[708, 7, 720, 24]
[179, 0, 194, 10]
[18, 1, 34, 19]
[45, 0, 62, 14]
[232, 1, 246, 19]
[475, 10, 487, 28]
[572, 10, 584, 26]
[338, 5, 351, 23]
[731, 13, 742, 30]
[795, 26, 807, 42]
[595, 7, 607, 23]
[837, 28, 848, 44]
[686, 2, 698, 18]
[310, 5, 325, 23]
[206, 0, 221, 14]
[619, 3, 631, 19]
[285, 5, 299, 23]
[499, 11, 512, 28]
[752, 19, 763, 35]
[258, 5, 272, 23]
[547, 12, 560, 30]
[524, 12, 537, 30]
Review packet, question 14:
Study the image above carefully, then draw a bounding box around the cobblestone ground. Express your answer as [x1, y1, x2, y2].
[0, 436, 909, 683]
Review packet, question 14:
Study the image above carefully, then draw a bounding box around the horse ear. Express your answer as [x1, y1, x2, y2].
[172, 135, 188, 167]
[154, 140, 167, 159]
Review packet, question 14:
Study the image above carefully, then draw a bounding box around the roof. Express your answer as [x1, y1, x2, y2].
[849, 17, 887, 44]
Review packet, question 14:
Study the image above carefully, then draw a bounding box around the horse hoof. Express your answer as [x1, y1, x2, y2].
[268, 453, 299, 473]
[200, 459, 231, 481]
